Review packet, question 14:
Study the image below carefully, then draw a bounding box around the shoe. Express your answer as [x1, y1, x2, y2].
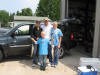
[42, 67, 46, 71]
[40, 69, 45, 71]
[33, 62, 38, 65]
[37, 62, 41, 66]
[32, 64, 36, 67]
[51, 64, 57, 68]
[47, 63, 52, 66]
[40, 66, 46, 71]
[54, 65, 57, 68]
[40, 66, 43, 70]
[51, 64, 55, 67]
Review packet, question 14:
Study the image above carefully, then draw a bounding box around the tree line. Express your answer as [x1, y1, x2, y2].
[0, 8, 33, 27]
[0, 0, 61, 27]
[36, 0, 61, 21]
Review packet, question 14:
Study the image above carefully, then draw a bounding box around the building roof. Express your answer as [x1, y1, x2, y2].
[14, 16, 49, 21]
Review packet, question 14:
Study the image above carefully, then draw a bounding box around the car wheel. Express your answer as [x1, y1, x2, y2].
[59, 46, 65, 59]
[0, 50, 3, 62]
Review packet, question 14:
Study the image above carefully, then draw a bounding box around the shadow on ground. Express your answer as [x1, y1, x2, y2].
[59, 46, 91, 72]
[2, 46, 91, 72]
[3, 55, 40, 70]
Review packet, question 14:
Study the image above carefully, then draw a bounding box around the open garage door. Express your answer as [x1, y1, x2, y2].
[63, 0, 96, 55]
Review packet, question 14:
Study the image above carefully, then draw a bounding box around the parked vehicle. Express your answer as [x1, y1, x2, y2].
[58, 18, 94, 58]
[0, 28, 10, 34]
[0, 23, 67, 62]
[0, 24, 35, 62]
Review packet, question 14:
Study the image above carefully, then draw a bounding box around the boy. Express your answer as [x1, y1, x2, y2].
[51, 21, 63, 67]
[31, 31, 51, 71]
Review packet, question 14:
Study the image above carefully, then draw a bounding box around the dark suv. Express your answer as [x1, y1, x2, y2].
[0, 24, 35, 62]
[0, 23, 67, 61]
[58, 18, 94, 58]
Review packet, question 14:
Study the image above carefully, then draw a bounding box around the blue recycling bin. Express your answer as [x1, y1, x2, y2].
[78, 66, 97, 75]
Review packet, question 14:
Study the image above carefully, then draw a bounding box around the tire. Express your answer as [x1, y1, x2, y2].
[59, 46, 65, 59]
[0, 50, 3, 62]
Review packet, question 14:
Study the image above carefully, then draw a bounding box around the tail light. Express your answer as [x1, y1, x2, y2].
[70, 33, 74, 40]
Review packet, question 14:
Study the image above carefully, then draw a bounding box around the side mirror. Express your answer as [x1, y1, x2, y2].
[11, 32, 15, 38]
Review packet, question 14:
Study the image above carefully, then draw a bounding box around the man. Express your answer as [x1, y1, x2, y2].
[31, 21, 42, 66]
[51, 21, 63, 67]
[41, 19, 53, 66]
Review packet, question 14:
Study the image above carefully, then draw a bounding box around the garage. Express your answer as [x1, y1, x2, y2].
[61, 0, 100, 57]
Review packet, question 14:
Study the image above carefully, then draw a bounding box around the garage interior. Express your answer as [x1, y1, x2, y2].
[61, 0, 98, 57]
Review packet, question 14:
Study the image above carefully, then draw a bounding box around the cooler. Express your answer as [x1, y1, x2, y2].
[78, 66, 97, 75]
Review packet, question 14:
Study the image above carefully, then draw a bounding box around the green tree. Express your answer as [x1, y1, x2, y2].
[9, 13, 15, 22]
[50, 0, 61, 21]
[0, 10, 9, 27]
[16, 11, 21, 16]
[21, 8, 33, 16]
[36, 0, 61, 21]
[36, 0, 50, 17]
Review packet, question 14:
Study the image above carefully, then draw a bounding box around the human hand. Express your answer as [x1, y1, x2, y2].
[58, 44, 61, 48]
[31, 38, 36, 42]
[36, 37, 39, 40]
[51, 39, 54, 42]
[52, 45, 54, 48]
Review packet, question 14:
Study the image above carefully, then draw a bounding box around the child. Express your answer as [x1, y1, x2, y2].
[51, 21, 63, 67]
[31, 31, 51, 71]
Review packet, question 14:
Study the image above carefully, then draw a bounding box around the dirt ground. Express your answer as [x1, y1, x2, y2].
[0, 46, 89, 75]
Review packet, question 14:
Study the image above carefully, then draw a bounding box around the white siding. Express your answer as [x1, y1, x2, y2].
[14, 21, 35, 26]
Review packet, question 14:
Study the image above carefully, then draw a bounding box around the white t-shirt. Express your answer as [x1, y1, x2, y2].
[41, 22, 53, 40]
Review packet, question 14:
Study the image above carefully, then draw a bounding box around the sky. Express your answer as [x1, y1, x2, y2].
[0, 0, 40, 14]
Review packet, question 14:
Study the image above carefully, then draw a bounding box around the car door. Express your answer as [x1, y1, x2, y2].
[8, 25, 32, 56]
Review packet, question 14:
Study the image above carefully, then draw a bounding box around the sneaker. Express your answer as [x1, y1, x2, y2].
[37, 62, 41, 66]
[40, 67, 43, 70]
[40, 66, 45, 71]
[42, 67, 46, 71]
[40, 68, 45, 71]
[51, 64, 55, 67]
[32, 64, 36, 67]
[54, 65, 57, 68]
[47, 63, 52, 66]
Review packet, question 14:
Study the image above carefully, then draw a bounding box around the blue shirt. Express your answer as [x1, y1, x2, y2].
[37, 38, 50, 55]
[51, 28, 63, 46]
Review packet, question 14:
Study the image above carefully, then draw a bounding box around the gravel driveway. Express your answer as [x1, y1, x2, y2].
[0, 46, 89, 75]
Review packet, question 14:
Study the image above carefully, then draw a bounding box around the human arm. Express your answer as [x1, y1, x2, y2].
[58, 30, 63, 48]
[48, 39, 54, 48]
[31, 38, 37, 44]
[36, 28, 42, 40]
[36, 37, 39, 40]
[58, 36, 62, 48]
[31, 38, 36, 42]
[31, 27, 37, 40]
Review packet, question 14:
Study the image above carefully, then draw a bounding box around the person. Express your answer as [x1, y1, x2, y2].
[31, 21, 42, 66]
[51, 21, 63, 67]
[31, 31, 52, 71]
[41, 19, 53, 66]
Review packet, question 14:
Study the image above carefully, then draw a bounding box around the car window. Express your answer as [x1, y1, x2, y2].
[15, 25, 29, 36]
